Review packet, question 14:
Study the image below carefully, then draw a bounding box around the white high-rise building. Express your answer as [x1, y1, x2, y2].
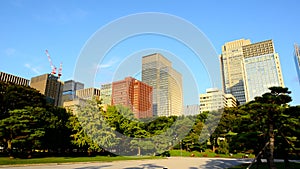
[199, 88, 237, 113]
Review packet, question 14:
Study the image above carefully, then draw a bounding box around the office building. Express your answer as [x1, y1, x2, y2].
[63, 99, 85, 114]
[220, 39, 251, 105]
[142, 53, 183, 116]
[0, 71, 30, 86]
[76, 87, 101, 100]
[199, 88, 237, 113]
[30, 73, 63, 106]
[62, 87, 101, 112]
[112, 77, 153, 119]
[225, 94, 237, 107]
[242, 39, 284, 101]
[294, 44, 300, 84]
[100, 83, 112, 105]
[62, 80, 84, 103]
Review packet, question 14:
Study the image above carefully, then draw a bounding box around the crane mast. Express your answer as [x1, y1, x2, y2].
[45, 50, 62, 79]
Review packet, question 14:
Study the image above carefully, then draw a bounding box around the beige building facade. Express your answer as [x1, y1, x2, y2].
[220, 39, 251, 105]
[142, 53, 183, 116]
[76, 87, 101, 100]
[199, 88, 237, 113]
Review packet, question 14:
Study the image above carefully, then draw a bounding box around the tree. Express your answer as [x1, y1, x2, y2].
[241, 87, 292, 169]
[0, 107, 46, 157]
[70, 99, 118, 154]
[0, 82, 46, 119]
[40, 106, 73, 153]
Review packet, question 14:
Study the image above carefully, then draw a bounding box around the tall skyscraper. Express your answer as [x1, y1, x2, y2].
[220, 39, 251, 105]
[142, 53, 183, 116]
[111, 77, 153, 119]
[0, 71, 30, 86]
[242, 39, 284, 101]
[30, 74, 63, 106]
[294, 44, 300, 84]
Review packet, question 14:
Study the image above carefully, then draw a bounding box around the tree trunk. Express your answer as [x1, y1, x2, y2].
[268, 122, 276, 169]
[284, 150, 290, 169]
[7, 139, 12, 157]
[137, 146, 141, 155]
[256, 155, 261, 169]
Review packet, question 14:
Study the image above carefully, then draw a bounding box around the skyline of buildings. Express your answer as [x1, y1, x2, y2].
[1, 37, 295, 116]
[142, 53, 183, 116]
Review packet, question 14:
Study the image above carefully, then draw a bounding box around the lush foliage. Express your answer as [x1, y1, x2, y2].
[0, 82, 299, 167]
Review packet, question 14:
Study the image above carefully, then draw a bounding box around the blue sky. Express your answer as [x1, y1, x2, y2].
[1, 0, 299, 105]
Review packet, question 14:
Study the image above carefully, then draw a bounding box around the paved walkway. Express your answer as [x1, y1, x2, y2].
[1, 157, 253, 169]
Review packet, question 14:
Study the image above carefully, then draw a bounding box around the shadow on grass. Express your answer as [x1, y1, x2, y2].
[123, 163, 166, 169]
[202, 158, 251, 169]
[74, 165, 112, 169]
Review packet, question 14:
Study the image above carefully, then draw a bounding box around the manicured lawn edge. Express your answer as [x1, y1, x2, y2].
[0, 156, 163, 166]
[169, 150, 255, 158]
[227, 162, 300, 169]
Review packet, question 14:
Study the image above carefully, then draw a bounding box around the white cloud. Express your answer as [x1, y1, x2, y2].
[99, 58, 120, 69]
[24, 63, 41, 74]
[5, 48, 16, 56]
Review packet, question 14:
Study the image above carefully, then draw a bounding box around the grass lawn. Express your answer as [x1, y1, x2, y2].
[0, 156, 162, 165]
[169, 150, 255, 158]
[228, 162, 300, 169]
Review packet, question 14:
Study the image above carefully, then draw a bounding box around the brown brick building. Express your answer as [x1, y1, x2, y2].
[111, 77, 153, 119]
[30, 74, 63, 107]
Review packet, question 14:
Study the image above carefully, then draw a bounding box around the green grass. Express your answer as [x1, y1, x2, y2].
[0, 156, 162, 165]
[169, 150, 255, 158]
[228, 162, 300, 169]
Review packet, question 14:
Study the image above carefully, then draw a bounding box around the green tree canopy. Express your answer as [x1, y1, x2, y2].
[0, 82, 46, 119]
[0, 107, 46, 157]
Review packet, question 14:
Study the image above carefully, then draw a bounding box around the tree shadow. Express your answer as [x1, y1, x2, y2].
[202, 158, 251, 169]
[123, 163, 166, 169]
[75, 165, 112, 169]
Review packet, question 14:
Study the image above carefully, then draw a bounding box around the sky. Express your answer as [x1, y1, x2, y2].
[1, 0, 299, 106]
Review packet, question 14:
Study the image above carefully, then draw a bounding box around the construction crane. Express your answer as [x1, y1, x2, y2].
[45, 49, 62, 79]
[58, 62, 62, 78]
